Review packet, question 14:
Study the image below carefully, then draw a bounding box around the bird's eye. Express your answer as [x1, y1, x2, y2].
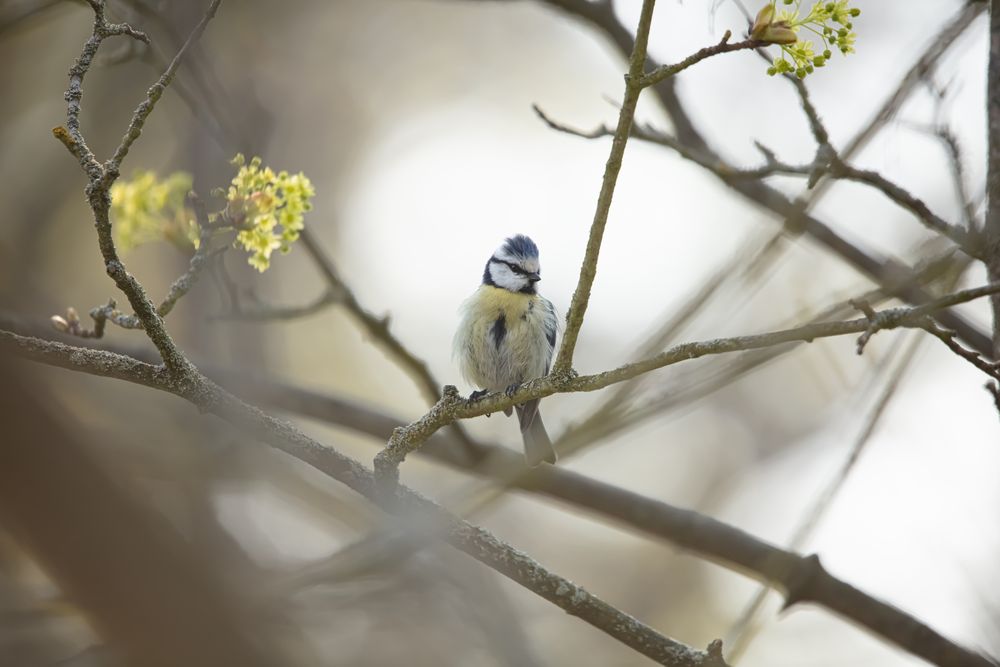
[502, 261, 526, 275]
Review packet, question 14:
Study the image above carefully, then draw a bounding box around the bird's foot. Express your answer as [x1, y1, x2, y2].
[468, 389, 491, 417]
[505, 383, 520, 398]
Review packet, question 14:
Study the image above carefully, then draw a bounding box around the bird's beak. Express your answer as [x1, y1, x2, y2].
[527, 272, 541, 283]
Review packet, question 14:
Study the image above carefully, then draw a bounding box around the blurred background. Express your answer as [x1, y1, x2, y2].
[0, 0, 997, 665]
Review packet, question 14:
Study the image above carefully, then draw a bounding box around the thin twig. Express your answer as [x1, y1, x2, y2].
[551, 0, 657, 375]
[375, 282, 1000, 488]
[538, 0, 991, 357]
[105, 0, 223, 178]
[53, 211, 224, 337]
[916, 122, 980, 231]
[789, 76, 831, 149]
[938, 126, 980, 230]
[218, 289, 340, 321]
[920, 320, 1000, 380]
[828, 160, 981, 257]
[640, 32, 760, 88]
[542, 101, 982, 261]
[298, 230, 443, 406]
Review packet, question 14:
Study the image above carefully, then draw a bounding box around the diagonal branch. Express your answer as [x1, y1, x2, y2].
[826, 160, 981, 258]
[535, 105, 982, 259]
[640, 32, 761, 88]
[1, 329, 992, 667]
[0, 329, 725, 667]
[106, 0, 223, 177]
[298, 229, 443, 406]
[725, 333, 925, 660]
[551, 0, 657, 375]
[218, 288, 339, 321]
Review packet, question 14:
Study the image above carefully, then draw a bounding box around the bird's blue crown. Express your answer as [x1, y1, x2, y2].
[501, 234, 539, 261]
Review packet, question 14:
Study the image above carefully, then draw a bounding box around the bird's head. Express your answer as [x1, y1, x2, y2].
[483, 234, 542, 294]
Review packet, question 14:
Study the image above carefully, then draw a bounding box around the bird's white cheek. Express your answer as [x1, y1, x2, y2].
[490, 264, 525, 292]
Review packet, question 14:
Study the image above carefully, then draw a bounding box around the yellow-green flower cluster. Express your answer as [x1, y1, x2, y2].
[752, 0, 860, 79]
[224, 154, 315, 272]
[109, 157, 316, 273]
[111, 170, 198, 251]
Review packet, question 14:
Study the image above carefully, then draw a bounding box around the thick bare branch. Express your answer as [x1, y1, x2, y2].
[0, 356, 278, 667]
[1, 330, 992, 667]
[0, 329, 724, 667]
[725, 334, 925, 660]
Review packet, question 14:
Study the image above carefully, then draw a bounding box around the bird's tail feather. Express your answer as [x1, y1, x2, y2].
[516, 401, 556, 467]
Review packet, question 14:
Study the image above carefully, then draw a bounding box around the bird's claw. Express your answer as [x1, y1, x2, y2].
[468, 389, 492, 417]
[505, 383, 520, 398]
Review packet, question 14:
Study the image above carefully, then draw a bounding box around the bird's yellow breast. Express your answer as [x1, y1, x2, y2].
[455, 285, 551, 391]
[472, 284, 535, 322]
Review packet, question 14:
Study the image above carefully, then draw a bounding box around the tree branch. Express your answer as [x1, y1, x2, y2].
[986, 0, 1000, 357]
[828, 160, 981, 257]
[106, 0, 223, 176]
[1, 330, 992, 667]
[640, 32, 761, 88]
[0, 329, 725, 667]
[375, 282, 1000, 488]
[217, 287, 339, 321]
[536, 102, 981, 260]
[553, 10, 759, 376]
[0, 356, 278, 667]
[53, 223, 225, 338]
[536, 0, 992, 357]
[725, 333, 924, 660]
[551, 0, 656, 375]
[298, 229, 443, 406]
[54, 0, 222, 377]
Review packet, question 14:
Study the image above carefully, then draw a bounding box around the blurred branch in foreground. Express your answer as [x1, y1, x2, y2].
[0, 355, 279, 667]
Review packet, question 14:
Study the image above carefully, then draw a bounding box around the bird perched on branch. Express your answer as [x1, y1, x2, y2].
[454, 234, 559, 466]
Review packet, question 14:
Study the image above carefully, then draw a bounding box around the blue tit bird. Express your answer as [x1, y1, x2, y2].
[454, 234, 559, 466]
